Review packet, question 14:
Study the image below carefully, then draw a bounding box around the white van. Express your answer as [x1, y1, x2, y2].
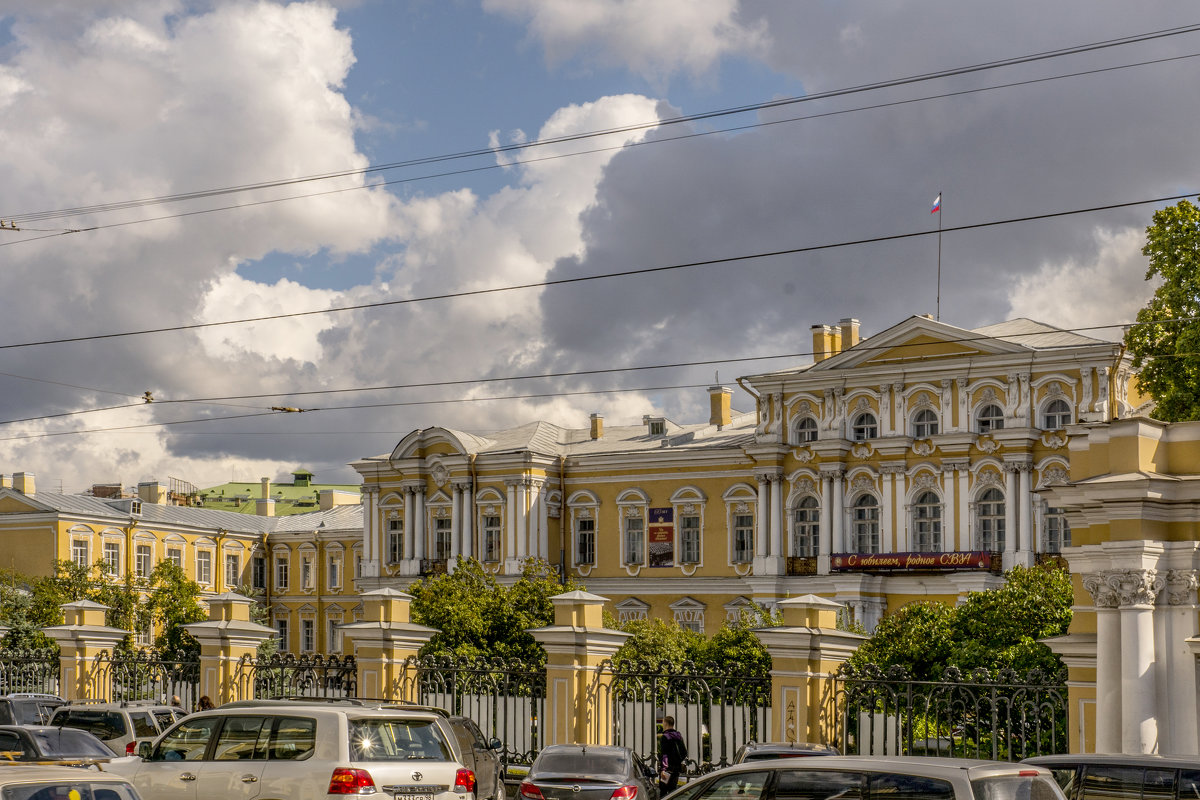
[106, 702, 477, 800]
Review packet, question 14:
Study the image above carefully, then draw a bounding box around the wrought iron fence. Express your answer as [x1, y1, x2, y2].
[236, 652, 357, 700]
[89, 650, 199, 707]
[396, 654, 546, 771]
[0, 649, 59, 696]
[603, 659, 771, 777]
[832, 664, 1068, 761]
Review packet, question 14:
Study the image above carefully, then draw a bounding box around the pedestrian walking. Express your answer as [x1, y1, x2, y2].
[658, 715, 687, 795]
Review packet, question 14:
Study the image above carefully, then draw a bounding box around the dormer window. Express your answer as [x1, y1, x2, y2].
[130, 500, 142, 516]
[643, 416, 666, 436]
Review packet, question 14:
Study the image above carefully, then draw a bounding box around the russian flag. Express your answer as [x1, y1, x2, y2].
[930, 193, 942, 214]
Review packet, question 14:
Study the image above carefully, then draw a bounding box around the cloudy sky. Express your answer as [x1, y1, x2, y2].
[0, 0, 1195, 492]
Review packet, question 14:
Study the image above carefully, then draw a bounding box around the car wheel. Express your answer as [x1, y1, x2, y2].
[494, 776, 506, 800]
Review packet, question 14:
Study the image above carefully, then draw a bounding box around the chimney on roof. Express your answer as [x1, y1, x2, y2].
[839, 318, 860, 350]
[256, 498, 275, 517]
[138, 480, 167, 505]
[811, 324, 834, 362]
[709, 385, 733, 428]
[589, 413, 603, 440]
[12, 472, 34, 496]
[261, 477, 270, 499]
[0, 475, 10, 490]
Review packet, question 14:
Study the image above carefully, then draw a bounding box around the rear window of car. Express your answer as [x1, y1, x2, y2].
[11, 700, 58, 726]
[867, 772, 955, 800]
[31, 728, 114, 758]
[774, 769, 864, 800]
[52, 710, 127, 740]
[1, 782, 140, 800]
[129, 712, 158, 738]
[349, 718, 452, 762]
[971, 775, 1063, 800]
[534, 751, 626, 776]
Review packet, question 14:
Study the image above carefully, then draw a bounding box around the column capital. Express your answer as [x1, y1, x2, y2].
[818, 464, 846, 478]
[879, 462, 907, 476]
[1085, 569, 1165, 608]
[1082, 572, 1120, 609]
[1165, 569, 1200, 605]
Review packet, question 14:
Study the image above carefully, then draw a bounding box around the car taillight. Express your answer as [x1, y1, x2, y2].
[328, 767, 377, 795]
[610, 785, 638, 800]
[125, 742, 137, 755]
[519, 781, 544, 800]
[455, 768, 477, 794]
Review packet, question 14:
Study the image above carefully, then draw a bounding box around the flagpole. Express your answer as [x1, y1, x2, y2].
[935, 190, 943, 321]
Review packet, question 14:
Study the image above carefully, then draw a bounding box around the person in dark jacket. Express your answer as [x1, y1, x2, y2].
[658, 715, 687, 795]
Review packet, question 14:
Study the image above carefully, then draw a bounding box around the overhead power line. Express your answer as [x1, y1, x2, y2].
[0, 189, 1195, 353]
[4, 21, 1199, 226]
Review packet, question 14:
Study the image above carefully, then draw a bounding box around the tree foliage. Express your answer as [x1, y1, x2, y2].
[847, 565, 1072, 679]
[407, 557, 579, 664]
[1125, 199, 1200, 421]
[609, 612, 774, 677]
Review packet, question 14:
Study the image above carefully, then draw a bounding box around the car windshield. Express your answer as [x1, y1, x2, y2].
[53, 711, 127, 740]
[972, 775, 1064, 800]
[31, 728, 114, 758]
[11, 701, 58, 726]
[534, 751, 626, 777]
[1, 782, 140, 800]
[349, 719, 452, 761]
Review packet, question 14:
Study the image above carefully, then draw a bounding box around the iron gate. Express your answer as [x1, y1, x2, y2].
[89, 650, 199, 707]
[236, 652, 358, 699]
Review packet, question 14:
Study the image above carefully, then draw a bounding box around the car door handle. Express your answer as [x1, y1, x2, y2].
[180, 773, 197, 782]
[241, 775, 259, 783]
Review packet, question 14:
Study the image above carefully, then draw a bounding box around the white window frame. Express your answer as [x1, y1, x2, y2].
[679, 513, 701, 564]
[387, 519, 404, 563]
[852, 412, 878, 441]
[977, 488, 1006, 552]
[792, 496, 820, 557]
[224, 553, 240, 588]
[576, 516, 596, 565]
[670, 598, 706, 634]
[615, 599, 649, 626]
[102, 541, 121, 575]
[301, 618, 315, 653]
[71, 539, 90, 568]
[433, 516, 452, 561]
[275, 617, 289, 652]
[794, 416, 818, 443]
[328, 552, 342, 590]
[623, 514, 645, 565]
[1042, 398, 1072, 430]
[912, 409, 939, 438]
[275, 554, 290, 591]
[195, 550, 212, 585]
[1044, 505, 1070, 553]
[135, 544, 152, 579]
[851, 494, 880, 553]
[911, 491, 943, 552]
[252, 555, 267, 589]
[732, 513, 754, 563]
[976, 404, 1005, 433]
[167, 546, 183, 569]
[481, 514, 502, 563]
[301, 553, 315, 591]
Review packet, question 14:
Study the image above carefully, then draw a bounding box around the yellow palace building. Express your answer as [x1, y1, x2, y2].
[354, 314, 1143, 632]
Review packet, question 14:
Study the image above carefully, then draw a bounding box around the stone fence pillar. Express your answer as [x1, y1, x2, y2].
[44, 600, 128, 701]
[339, 588, 435, 701]
[754, 594, 864, 746]
[528, 590, 630, 746]
[183, 592, 274, 706]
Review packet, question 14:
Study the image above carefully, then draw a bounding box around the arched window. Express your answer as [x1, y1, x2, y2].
[976, 404, 1005, 433]
[852, 495, 880, 553]
[1042, 399, 1072, 430]
[851, 412, 878, 441]
[912, 491, 942, 552]
[792, 496, 819, 557]
[977, 488, 1005, 552]
[794, 416, 819, 444]
[912, 409, 939, 438]
[1045, 507, 1071, 553]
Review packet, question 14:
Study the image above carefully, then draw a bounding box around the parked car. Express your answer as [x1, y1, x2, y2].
[105, 700, 478, 800]
[48, 701, 175, 756]
[0, 694, 64, 726]
[0, 764, 143, 800]
[0, 724, 114, 766]
[1023, 753, 1200, 800]
[661, 755, 1064, 800]
[733, 742, 839, 763]
[520, 745, 658, 800]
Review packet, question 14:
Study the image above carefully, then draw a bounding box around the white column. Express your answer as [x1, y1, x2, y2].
[755, 475, 769, 559]
[1084, 572, 1122, 754]
[831, 471, 845, 553]
[1164, 571, 1200, 754]
[770, 474, 783, 557]
[403, 488, 415, 563]
[538, 486, 549, 561]
[1122, 603, 1159, 753]
[515, 480, 529, 563]
[1018, 464, 1033, 562]
[943, 467, 956, 551]
[1004, 467, 1018, 563]
[450, 483, 462, 561]
[461, 482, 474, 560]
[956, 467, 970, 551]
[881, 470, 896, 552]
[362, 486, 379, 576]
[818, 474, 833, 572]
[412, 488, 426, 562]
[505, 481, 518, 563]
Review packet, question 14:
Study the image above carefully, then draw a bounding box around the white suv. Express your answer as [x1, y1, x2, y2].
[106, 702, 477, 800]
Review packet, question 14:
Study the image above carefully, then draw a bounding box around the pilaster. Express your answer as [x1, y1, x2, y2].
[43, 601, 128, 702]
[182, 592, 275, 705]
[339, 588, 437, 702]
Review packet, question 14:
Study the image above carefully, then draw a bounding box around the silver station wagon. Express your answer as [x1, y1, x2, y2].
[105, 703, 478, 800]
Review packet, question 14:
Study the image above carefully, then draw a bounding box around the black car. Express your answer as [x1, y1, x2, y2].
[0, 724, 114, 764]
[446, 714, 506, 800]
[733, 742, 839, 763]
[0, 694, 63, 726]
[520, 745, 658, 800]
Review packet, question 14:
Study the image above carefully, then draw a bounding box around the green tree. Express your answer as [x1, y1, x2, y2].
[609, 616, 700, 667]
[408, 557, 578, 664]
[1125, 198, 1200, 421]
[847, 600, 956, 679]
[145, 561, 206, 658]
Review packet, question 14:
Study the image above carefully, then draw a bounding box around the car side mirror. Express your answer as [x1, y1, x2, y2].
[488, 738, 501, 751]
[138, 742, 155, 760]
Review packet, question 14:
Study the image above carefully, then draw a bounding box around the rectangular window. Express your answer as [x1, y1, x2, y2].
[624, 517, 644, 565]
[301, 619, 315, 652]
[482, 516, 502, 563]
[680, 515, 701, 563]
[576, 518, 596, 565]
[733, 514, 755, 563]
[388, 520, 403, 563]
[434, 517, 452, 560]
[225, 554, 240, 588]
[252, 556, 267, 590]
[71, 539, 90, 568]
[196, 551, 212, 584]
[103, 541, 121, 575]
[328, 618, 342, 652]
[275, 556, 289, 590]
[275, 619, 289, 652]
[167, 547, 183, 568]
[136, 622, 154, 647]
[135, 544, 152, 579]
[301, 556, 314, 590]
[328, 555, 341, 589]
[355, 555, 363, 578]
